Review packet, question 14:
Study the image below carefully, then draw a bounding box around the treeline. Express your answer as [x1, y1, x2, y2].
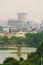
[0, 31, 43, 47]
[0, 39, 43, 65]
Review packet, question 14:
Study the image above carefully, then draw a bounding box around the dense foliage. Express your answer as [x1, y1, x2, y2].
[0, 31, 43, 47]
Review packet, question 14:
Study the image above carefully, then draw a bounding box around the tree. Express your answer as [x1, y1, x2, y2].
[16, 37, 25, 44]
[3, 57, 19, 65]
[37, 38, 43, 65]
[37, 39, 43, 56]
[25, 33, 35, 46]
[2, 36, 9, 43]
[35, 31, 43, 46]
[9, 36, 17, 43]
[3, 57, 15, 63]
[0, 36, 3, 41]
[27, 52, 39, 64]
[0, 36, 3, 44]
[19, 57, 24, 62]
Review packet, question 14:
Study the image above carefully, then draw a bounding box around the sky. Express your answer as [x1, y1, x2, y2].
[0, 0, 43, 24]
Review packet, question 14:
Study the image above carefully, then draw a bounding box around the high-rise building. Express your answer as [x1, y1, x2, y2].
[17, 13, 27, 22]
[17, 13, 27, 30]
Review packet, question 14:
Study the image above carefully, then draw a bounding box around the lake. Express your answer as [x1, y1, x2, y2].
[0, 47, 37, 63]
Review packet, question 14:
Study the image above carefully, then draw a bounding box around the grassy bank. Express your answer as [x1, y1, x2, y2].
[10, 52, 29, 54]
[0, 47, 17, 50]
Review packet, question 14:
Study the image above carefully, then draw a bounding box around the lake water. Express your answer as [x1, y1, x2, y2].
[0, 47, 37, 64]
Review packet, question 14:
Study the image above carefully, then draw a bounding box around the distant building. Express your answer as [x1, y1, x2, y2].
[40, 20, 43, 31]
[2, 13, 42, 33]
[0, 26, 3, 32]
[3, 26, 9, 32]
[8, 19, 18, 26]
[17, 13, 27, 22]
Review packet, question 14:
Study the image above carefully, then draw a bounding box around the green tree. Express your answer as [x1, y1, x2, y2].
[9, 36, 17, 43]
[3, 57, 19, 65]
[37, 39, 43, 56]
[2, 36, 9, 43]
[37, 38, 43, 65]
[25, 33, 35, 46]
[0, 36, 3, 44]
[16, 37, 25, 44]
[35, 31, 43, 45]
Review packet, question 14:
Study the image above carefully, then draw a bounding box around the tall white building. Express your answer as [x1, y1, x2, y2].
[17, 13, 27, 30]
[17, 13, 27, 22]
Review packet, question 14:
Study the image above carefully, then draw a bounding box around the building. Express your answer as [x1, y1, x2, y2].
[17, 13, 27, 22]
[40, 20, 43, 31]
[0, 26, 3, 32]
[8, 19, 18, 26]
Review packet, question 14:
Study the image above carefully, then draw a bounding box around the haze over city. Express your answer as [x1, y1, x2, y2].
[0, 0, 43, 24]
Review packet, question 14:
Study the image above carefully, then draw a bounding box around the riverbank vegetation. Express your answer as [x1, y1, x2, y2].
[0, 47, 17, 50]
[0, 31, 43, 48]
[10, 52, 29, 54]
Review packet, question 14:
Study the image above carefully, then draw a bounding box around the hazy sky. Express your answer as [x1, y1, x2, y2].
[0, 0, 43, 23]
